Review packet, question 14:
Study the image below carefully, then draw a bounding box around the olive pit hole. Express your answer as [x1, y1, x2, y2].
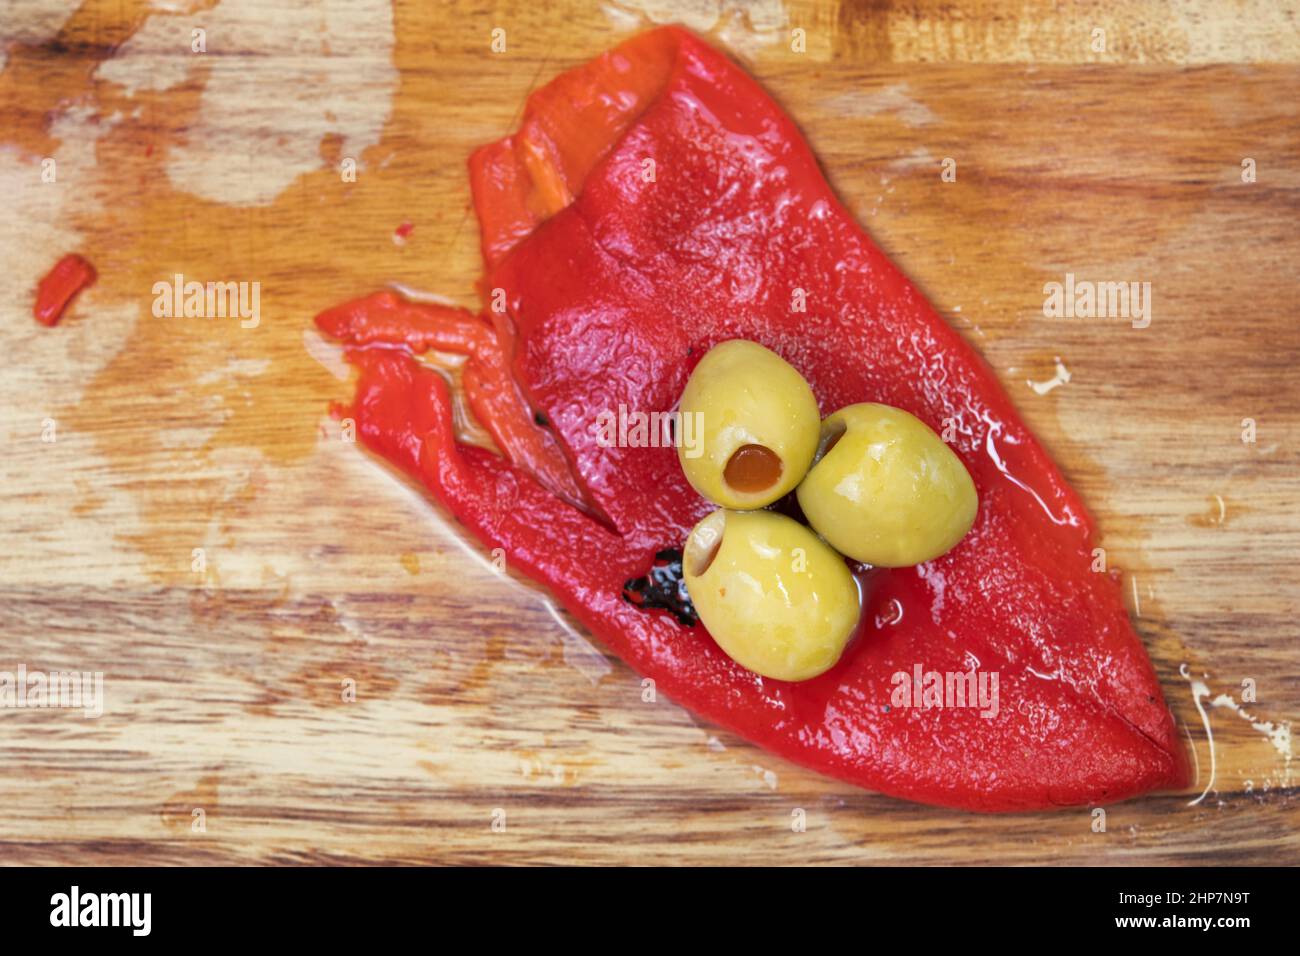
[724, 443, 783, 494]
[687, 515, 725, 577]
[814, 420, 846, 464]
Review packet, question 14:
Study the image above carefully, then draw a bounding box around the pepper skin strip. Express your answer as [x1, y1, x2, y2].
[316, 291, 583, 508]
[319, 27, 1189, 811]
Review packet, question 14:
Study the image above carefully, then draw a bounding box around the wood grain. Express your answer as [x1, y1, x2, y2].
[0, 0, 1297, 864]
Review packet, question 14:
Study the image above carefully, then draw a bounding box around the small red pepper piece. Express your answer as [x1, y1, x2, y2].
[34, 253, 97, 327]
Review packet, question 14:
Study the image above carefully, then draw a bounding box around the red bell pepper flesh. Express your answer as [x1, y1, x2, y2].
[319, 27, 1188, 810]
[34, 253, 97, 327]
[470, 28, 679, 271]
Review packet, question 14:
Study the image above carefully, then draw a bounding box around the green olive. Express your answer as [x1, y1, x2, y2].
[682, 509, 860, 682]
[677, 340, 820, 509]
[795, 403, 978, 567]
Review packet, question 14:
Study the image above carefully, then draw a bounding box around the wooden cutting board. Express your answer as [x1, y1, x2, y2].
[1, 0, 1297, 864]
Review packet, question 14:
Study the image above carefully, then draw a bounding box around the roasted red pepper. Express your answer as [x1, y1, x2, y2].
[317, 27, 1189, 810]
[34, 253, 97, 326]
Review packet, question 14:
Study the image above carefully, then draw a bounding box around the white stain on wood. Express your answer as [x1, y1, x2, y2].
[1183, 664, 1294, 806]
[0, 104, 146, 582]
[822, 84, 938, 127]
[96, 0, 397, 206]
[1027, 356, 1071, 395]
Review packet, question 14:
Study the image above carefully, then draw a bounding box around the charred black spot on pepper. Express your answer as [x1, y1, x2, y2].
[533, 410, 549, 427]
[623, 547, 697, 627]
